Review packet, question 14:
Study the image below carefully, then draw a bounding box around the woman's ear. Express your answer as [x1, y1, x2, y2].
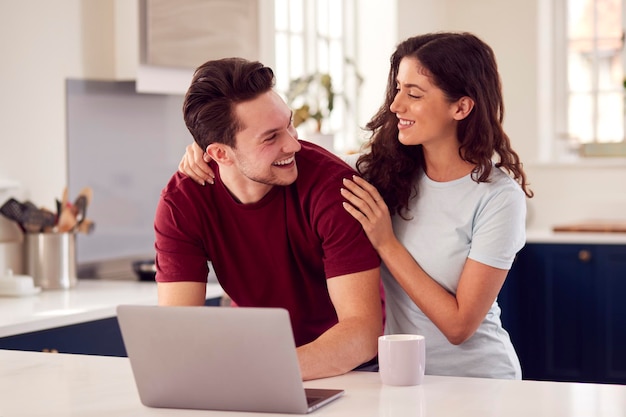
[453, 96, 475, 121]
[206, 143, 233, 165]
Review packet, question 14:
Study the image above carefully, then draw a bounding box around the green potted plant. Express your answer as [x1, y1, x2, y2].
[286, 72, 335, 133]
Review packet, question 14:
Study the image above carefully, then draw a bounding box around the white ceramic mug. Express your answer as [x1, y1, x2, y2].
[378, 334, 425, 386]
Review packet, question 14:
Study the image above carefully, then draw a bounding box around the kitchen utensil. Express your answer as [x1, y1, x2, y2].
[55, 198, 62, 221]
[61, 187, 68, 207]
[0, 198, 27, 232]
[77, 218, 95, 234]
[22, 204, 56, 233]
[57, 204, 77, 233]
[72, 195, 87, 227]
[71, 187, 93, 232]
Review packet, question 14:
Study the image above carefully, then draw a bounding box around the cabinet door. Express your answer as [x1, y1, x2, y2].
[504, 243, 626, 384]
[143, 0, 260, 69]
[595, 245, 626, 384]
[500, 245, 549, 380]
[539, 244, 596, 382]
[502, 244, 595, 382]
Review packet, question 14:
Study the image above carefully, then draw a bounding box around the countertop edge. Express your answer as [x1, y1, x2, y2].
[526, 229, 626, 244]
[0, 280, 224, 338]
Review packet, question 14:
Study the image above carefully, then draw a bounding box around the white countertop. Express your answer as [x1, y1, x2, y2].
[0, 350, 625, 416]
[0, 279, 224, 338]
[526, 229, 626, 244]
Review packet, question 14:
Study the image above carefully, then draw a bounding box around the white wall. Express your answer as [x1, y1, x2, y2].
[0, 1, 83, 208]
[0, 0, 136, 208]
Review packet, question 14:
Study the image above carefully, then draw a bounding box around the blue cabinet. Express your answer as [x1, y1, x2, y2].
[0, 317, 127, 356]
[501, 243, 626, 384]
[0, 296, 223, 356]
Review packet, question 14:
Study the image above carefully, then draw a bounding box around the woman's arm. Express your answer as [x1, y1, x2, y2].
[341, 175, 507, 345]
[178, 142, 215, 185]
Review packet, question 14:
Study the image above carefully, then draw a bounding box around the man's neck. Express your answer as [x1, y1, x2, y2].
[218, 166, 273, 204]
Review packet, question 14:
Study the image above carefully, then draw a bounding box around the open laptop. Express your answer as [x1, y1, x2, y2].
[116, 305, 344, 414]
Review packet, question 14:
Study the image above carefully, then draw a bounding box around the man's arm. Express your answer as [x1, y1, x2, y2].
[296, 267, 382, 380]
[158, 281, 207, 306]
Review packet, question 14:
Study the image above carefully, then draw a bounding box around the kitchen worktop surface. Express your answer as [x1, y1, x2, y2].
[1, 350, 625, 417]
[0, 279, 224, 338]
[526, 229, 626, 244]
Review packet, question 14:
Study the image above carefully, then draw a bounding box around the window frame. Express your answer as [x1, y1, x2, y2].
[547, 0, 626, 161]
[272, 0, 360, 152]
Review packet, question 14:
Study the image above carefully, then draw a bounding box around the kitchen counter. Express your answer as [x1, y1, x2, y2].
[0, 279, 224, 338]
[1, 349, 625, 416]
[526, 229, 626, 244]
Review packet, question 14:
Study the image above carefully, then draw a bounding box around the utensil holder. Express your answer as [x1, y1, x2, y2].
[25, 232, 77, 289]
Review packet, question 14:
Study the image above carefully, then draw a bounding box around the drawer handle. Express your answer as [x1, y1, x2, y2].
[578, 249, 592, 262]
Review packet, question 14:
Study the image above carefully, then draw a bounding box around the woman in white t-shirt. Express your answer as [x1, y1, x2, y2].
[340, 32, 533, 379]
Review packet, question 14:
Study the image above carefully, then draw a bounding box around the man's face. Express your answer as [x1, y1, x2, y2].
[229, 90, 302, 190]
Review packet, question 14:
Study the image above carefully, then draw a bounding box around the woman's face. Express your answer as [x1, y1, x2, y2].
[389, 57, 459, 148]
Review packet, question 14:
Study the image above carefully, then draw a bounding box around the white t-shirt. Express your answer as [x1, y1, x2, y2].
[342, 153, 526, 378]
[383, 168, 525, 379]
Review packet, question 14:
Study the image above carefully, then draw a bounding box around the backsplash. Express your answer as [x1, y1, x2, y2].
[67, 80, 190, 265]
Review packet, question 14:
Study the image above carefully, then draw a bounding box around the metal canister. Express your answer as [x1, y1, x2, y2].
[25, 232, 77, 289]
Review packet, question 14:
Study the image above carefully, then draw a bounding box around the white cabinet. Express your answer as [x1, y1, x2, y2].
[80, 0, 273, 93]
[81, 0, 139, 80]
[143, 0, 260, 68]
[137, 0, 274, 94]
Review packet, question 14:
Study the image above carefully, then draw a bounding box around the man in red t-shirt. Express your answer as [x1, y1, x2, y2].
[155, 58, 382, 381]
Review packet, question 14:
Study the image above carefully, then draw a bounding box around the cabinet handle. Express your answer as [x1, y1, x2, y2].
[578, 249, 592, 262]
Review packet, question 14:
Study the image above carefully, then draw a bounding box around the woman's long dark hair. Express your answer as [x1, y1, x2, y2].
[357, 32, 533, 218]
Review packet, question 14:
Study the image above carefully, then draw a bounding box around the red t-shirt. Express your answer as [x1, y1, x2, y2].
[154, 141, 380, 346]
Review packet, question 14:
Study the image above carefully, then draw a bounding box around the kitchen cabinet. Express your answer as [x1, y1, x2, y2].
[500, 242, 626, 384]
[0, 317, 127, 356]
[136, 0, 274, 94]
[82, 0, 139, 80]
[142, 0, 260, 69]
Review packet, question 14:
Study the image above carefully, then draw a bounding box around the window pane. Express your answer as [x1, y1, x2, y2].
[568, 42, 593, 92]
[290, 0, 304, 32]
[290, 35, 304, 77]
[568, 0, 592, 38]
[275, 0, 288, 31]
[566, 0, 625, 146]
[329, 40, 343, 85]
[275, 33, 289, 92]
[317, 0, 330, 37]
[568, 92, 594, 143]
[568, 0, 622, 37]
[597, 92, 624, 141]
[328, 1, 343, 38]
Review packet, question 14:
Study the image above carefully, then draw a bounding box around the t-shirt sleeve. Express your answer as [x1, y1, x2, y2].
[309, 166, 381, 278]
[468, 183, 526, 270]
[154, 191, 210, 283]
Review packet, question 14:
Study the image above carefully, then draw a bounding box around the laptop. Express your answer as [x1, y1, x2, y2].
[116, 305, 345, 414]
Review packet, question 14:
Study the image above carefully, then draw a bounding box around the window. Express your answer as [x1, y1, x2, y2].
[554, 0, 626, 158]
[273, 0, 360, 152]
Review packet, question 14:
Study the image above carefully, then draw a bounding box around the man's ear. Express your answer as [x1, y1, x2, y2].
[206, 143, 233, 165]
[453, 96, 475, 121]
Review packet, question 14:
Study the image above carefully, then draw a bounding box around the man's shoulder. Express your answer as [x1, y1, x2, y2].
[296, 141, 356, 179]
[161, 171, 201, 198]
